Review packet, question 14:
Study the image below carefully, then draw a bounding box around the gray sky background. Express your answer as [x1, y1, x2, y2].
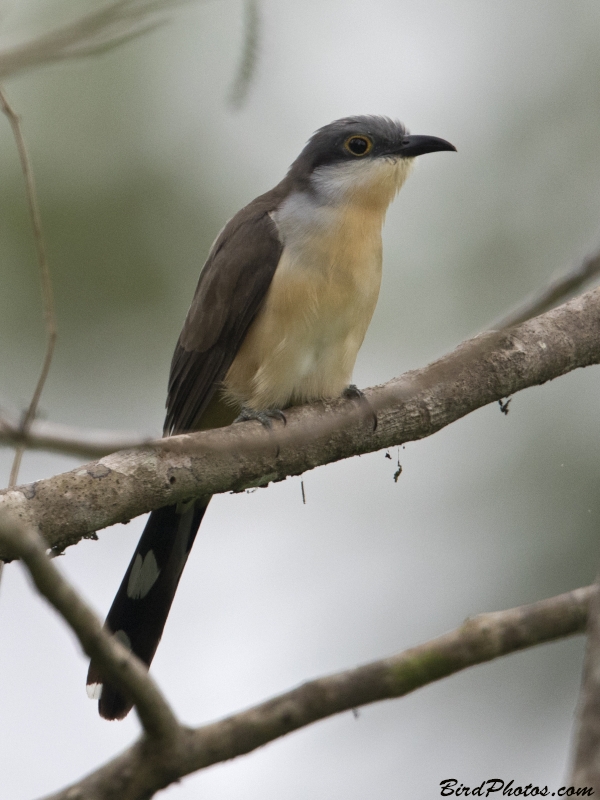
[1, 1, 600, 797]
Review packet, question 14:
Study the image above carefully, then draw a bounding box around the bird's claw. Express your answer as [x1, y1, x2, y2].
[342, 384, 365, 400]
[234, 406, 287, 430]
[342, 384, 377, 431]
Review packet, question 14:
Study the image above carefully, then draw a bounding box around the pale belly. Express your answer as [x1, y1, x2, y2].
[221, 155, 411, 411]
[223, 209, 384, 411]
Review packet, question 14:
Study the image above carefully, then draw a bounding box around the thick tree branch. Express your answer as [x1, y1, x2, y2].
[0, 286, 599, 558]
[4, 237, 599, 464]
[0, 511, 180, 741]
[40, 585, 594, 800]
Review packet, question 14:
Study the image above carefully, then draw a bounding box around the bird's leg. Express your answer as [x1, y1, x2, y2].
[342, 384, 377, 431]
[234, 406, 287, 430]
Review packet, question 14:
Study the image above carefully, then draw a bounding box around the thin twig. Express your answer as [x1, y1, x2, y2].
[0, 87, 57, 489]
[569, 575, 600, 791]
[44, 584, 595, 800]
[0, 1, 201, 481]
[228, 0, 261, 109]
[490, 242, 600, 330]
[0, 510, 180, 741]
[0, 1, 197, 81]
[0, 411, 151, 459]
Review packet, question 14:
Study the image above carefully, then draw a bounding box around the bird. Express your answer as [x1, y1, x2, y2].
[86, 115, 455, 719]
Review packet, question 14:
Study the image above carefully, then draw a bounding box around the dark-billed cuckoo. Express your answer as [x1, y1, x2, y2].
[87, 115, 455, 719]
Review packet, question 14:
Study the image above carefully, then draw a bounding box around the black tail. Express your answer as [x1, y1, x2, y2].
[87, 499, 209, 720]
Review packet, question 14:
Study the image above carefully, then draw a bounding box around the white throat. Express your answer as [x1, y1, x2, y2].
[272, 156, 414, 254]
[310, 155, 414, 211]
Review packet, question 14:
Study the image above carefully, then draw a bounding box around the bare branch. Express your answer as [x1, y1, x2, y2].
[1, 285, 599, 558]
[0, 410, 151, 459]
[490, 242, 600, 330]
[0, 88, 58, 488]
[43, 585, 595, 800]
[0, 1, 198, 81]
[0, 510, 180, 741]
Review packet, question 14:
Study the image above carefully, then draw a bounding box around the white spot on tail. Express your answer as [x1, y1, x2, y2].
[114, 630, 132, 651]
[86, 682, 103, 700]
[127, 551, 160, 600]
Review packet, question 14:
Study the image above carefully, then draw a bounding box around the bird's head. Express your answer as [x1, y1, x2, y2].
[287, 116, 455, 210]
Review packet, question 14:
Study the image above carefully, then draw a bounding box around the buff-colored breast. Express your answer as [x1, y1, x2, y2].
[223, 156, 412, 411]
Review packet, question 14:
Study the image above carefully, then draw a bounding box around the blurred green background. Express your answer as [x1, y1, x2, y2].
[1, 1, 600, 797]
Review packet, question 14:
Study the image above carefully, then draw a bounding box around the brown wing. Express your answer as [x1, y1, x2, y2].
[164, 203, 283, 434]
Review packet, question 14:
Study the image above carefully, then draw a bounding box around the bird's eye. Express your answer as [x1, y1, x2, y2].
[344, 135, 373, 156]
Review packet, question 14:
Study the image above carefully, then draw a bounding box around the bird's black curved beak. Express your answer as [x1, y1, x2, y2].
[393, 135, 456, 158]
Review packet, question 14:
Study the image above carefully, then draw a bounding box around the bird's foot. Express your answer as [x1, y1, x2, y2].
[342, 384, 365, 401]
[342, 384, 377, 431]
[234, 406, 287, 430]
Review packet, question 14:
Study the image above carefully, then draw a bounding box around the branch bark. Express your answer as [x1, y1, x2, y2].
[1, 285, 599, 559]
[41, 585, 594, 800]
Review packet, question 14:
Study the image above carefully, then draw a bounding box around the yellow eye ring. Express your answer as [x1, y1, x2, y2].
[344, 135, 373, 157]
